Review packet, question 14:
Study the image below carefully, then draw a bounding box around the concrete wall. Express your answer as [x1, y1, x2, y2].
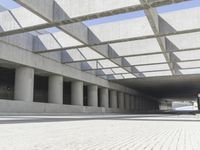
[0, 39, 160, 114]
[0, 99, 127, 114]
[0, 39, 146, 96]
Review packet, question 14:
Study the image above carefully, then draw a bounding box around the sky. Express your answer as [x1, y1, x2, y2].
[84, 0, 200, 26]
[0, 0, 200, 27]
[0, 0, 20, 9]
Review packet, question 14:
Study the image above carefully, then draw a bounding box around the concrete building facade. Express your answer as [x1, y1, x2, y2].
[0, 39, 159, 113]
[1, 0, 197, 114]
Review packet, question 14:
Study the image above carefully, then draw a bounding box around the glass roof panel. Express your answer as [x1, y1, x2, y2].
[0, 5, 6, 12]
[78, 47, 104, 60]
[113, 75, 124, 79]
[157, 0, 200, 14]
[53, 31, 83, 47]
[67, 49, 85, 61]
[174, 50, 200, 61]
[125, 54, 167, 65]
[46, 27, 60, 33]
[89, 17, 153, 42]
[178, 61, 200, 69]
[55, 0, 140, 18]
[101, 69, 114, 75]
[143, 71, 172, 77]
[112, 68, 128, 74]
[37, 34, 61, 50]
[11, 7, 46, 27]
[0, 11, 20, 31]
[167, 32, 200, 50]
[160, 7, 200, 31]
[136, 64, 170, 72]
[85, 61, 97, 69]
[0, 0, 20, 10]
[98, 59, 118, 68]
[84, 11, 145, 26]
[122, 74, 136, 79]
[110, 38, 162, 56]
[180, 68, 200, 75]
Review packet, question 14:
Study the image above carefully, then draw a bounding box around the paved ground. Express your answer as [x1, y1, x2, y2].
[0, 114, 200, 150]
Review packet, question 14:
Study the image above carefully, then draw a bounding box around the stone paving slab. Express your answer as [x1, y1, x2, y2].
[0, 114, 199, 150]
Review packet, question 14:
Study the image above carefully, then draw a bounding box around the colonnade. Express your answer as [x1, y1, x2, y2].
[14, 66, 158, 112]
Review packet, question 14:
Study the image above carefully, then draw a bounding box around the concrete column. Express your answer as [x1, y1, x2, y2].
[14, 66, 34, 102]
[125, 94, 130, 110]
[71, 81, 83, 105]
[138, 97, 142, 112]
[87, 85, 98, 107]
[48, 75, 63, 104]
[141, 98, 144, 112]
[130, 95, 134, 111]
[110, 90, 117, 108]
[134, 96, 138, 111]
[99, 88, 109, 108]
[118, 92, 124, 109]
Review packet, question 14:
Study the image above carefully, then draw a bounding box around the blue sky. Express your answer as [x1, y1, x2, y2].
[84, 0, 200, 26]
[1, 0, 200, 27]
[0, 0, 20, 9]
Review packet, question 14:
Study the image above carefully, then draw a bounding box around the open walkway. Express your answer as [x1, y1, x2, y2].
[0, 114, 200, 150]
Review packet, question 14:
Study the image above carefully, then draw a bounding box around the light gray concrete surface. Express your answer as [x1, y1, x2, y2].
[48, 74, 63, 104]
[0, 99, 126, 114]
[0, 40, 144, 96]
[14, 66, 34, 102]
[99, 88, 109, 108]
[87, 85, 98, 107]
[110, 90, 118, 108]
[71, 81, 83, 106]
[125, 94, 130, 110]
[0, 114, 200, 150]
[118, 92, 124, 110]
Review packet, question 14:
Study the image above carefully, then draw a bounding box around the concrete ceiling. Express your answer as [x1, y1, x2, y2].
[114, 75, 200, 101]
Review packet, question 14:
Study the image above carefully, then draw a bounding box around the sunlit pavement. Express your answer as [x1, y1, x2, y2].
[0, 114, 200, 150]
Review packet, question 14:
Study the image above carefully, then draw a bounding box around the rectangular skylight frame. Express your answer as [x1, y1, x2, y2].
[143, 71, 172, 77]
[110, 38, 162, 56]
[136, 64, 170, 72]
[178, 60, 200, 69]
[89, 17, 154, 42]
[174, 50, 200, 61]
[167, 32, 200, 50]
[122, 74, 136, 79]
[54, 0, 141, 18]
[159, 7, 200, 31]
[112, 68, 128, 74]
[98, 59, 118, 68]
[125, 54, 167, 65]
[78, 47, 104, 60]
[180, 68, 200, 75]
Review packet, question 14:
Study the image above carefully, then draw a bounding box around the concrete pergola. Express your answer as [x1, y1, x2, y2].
[1, 0, 199, 81]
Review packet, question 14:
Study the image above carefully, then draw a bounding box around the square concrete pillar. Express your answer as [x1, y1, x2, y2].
[71, 81, 83, 106]
[87, 85, 98, 107]
[48, 75, 63, 104]
[99, 88, 109, 108]
[14, 66, 34, 102]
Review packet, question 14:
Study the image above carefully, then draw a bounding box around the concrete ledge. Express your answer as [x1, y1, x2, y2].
[0, 99, 128, 114]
